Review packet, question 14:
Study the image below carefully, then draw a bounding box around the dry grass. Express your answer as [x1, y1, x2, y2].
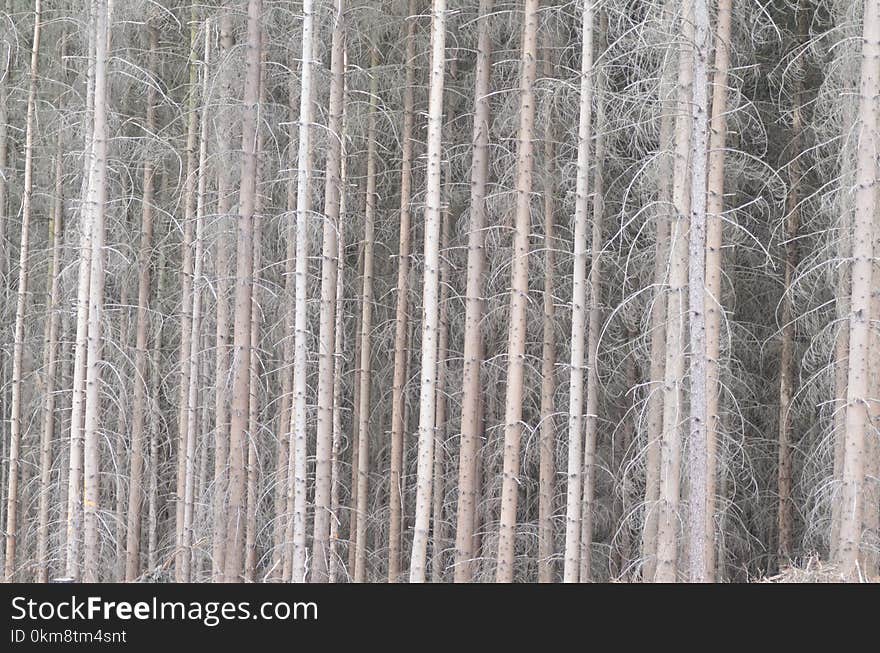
[760, 553, 880, 583]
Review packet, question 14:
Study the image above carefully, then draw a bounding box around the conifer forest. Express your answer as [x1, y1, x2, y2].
[1, 0, 879, 584]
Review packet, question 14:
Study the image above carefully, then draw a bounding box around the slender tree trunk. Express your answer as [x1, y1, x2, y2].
[36, 121, 64, 583]
[312, 0, 346, 583]
[654, 0, 694, 583]
[288, 0, 315, 584]
[537, 47, 556, 584]
[835, 0, 879, 579]
[181, 21, 211, 582]
[453, 0, 492, 584]
[579, 12, 609, 582]
[430, 196, 452, 582]
[212, 7, 236, 583]
[224, 0, 262, 583]
[775, 0, 799, 570]
[563, 0, 594, 583]
[125, 20, 158, 582]
[496, 0, 540, 583]
[329, 97, 349, 582]
[354, 52, 380, 583]
[704, 0, 733, 581]
[4, 0, 41, 582]
[82, 0, 111, 582]
[174, 11, 200, 581]
[641, 37, 676, 581]
[244, 47, 267, 583]
[686, 0, 710, 583]
[388, 0, 418, 583]
[410, 0, 447, 583]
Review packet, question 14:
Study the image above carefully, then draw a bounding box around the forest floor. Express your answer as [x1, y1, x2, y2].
[760, 555, 880, 583]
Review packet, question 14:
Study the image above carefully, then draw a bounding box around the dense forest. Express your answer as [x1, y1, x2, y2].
[0, 0, 878, 583]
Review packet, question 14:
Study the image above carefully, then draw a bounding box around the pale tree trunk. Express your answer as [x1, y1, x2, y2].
[66, 0, 98, 581]
[704, 0, 733, 581]
[453, 0, 492, 584]
[174, 12, 200, 581]
[496, 0, 540, 583]
[347, 245, 363, 577]
[312, 0, 346, 583]
[410, 0, 447, 583]
[579, 12, 608, 582]
[224, 0, 262, 583]
[37, 122, 64, 583]
[641, 33, 676, 581]
[355, 53, 380, 583]
[125, 20, 158, 582]
[82, 0, 111, 582]
[537, 48, 556, 584]
[212, 7, 236, 583]
[686, 0, 710, 583]
[289, 0, 315, 584]
[388, 0, 418, 583]
[775, 0, 800, 570]
[563, 0, 594, 583]
[4, 0, 41, 582]
[181, 21, 211, 582]
[244, 47, 267, 583]
[835, 0, 879, 579]
[654, 0, 694, 583]
[114, 282, 131, 582]
[329, 99, 349, 582]
[431, 195, 452, 582]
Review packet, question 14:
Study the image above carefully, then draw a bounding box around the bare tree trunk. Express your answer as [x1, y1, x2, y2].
[288, 0, 315, 584]
[704, 0, 733, 581]
[453, 0, 492, 584]
[354, 52, 380, 583]
[181, 21, 211, 582]
[775, 0, 799, 570]
[388, 0, 418, 583]
[563, 0, 594, 583]
[211, 7, 236, 583]
[244, 47, 267, 583]
[65, 0, 98, 581]
[496, 0, 540, 583]
[579, 12, 608, 582]
[835, 0, 879, 579]
[686, 0, 710, 583]
[125, 20, 158, 582]
[654, 0, 694, 583]
[641, 38, 676, 581]
[4, 0, 41, 582]
[410, 0, 447, 583]
[430, 196, 452, 582]
[329, 99, 349, 582]
[224, 0, 262, 583]
[174, 11, 200, 581]
[537, 47, 556, 585]
[312, 0, 346, 583]
[37, 120, 63, 583]
[82, 0, 111, 582]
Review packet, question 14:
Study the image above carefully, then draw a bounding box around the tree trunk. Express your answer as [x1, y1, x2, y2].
[410, 0, 447, 583]
[686, 0, 710, 583]
[453, 0, 492, 584]
[654, 0, 694, 583]
[312, 0, 346, 583]
[388, 0, 418, 584]
[82, 0, 111, 582]
[496, 0, 539, 583]
[37, 114, 63, 583]
[5, 0, 41, 581]
[563, 0, 594, 583]
[835, 0, 879, 579]
[224, 0, 262, 583]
